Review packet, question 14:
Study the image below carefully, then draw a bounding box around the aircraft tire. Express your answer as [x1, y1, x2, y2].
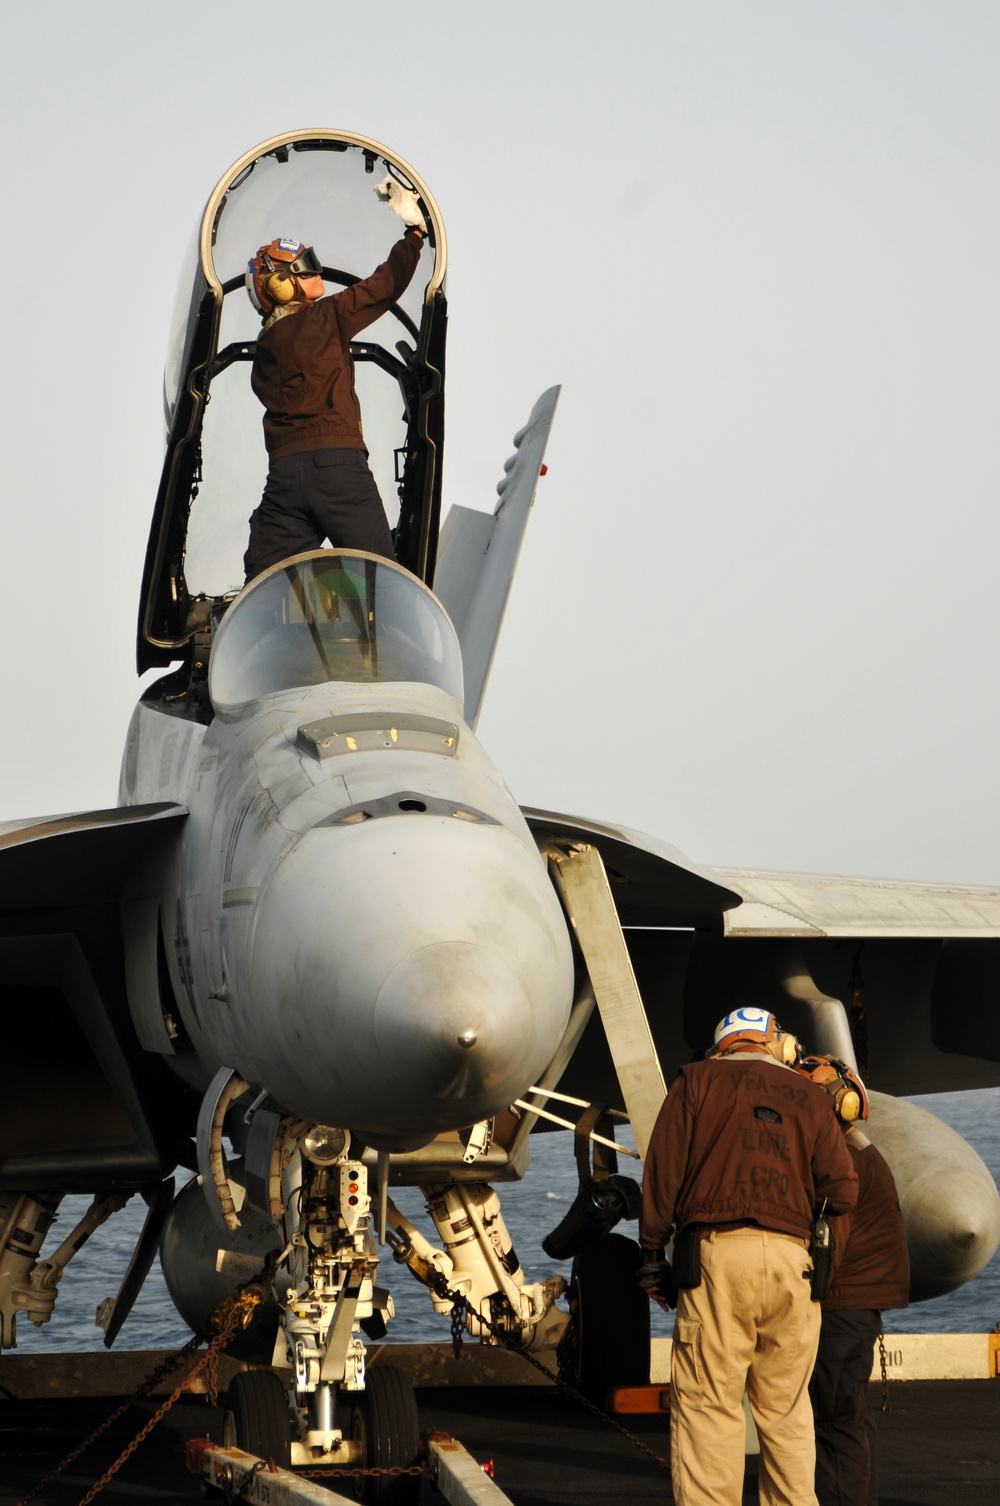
[350, 1365, 421, 1503]
[222, 1368, 292, 1469]
[562, 1232, 651, 1404]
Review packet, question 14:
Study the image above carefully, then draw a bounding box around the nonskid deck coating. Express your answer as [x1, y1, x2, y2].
[2, 1380, 1000, 1504]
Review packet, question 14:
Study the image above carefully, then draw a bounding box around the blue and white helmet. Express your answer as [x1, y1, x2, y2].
[713, 1008, 781, 1051]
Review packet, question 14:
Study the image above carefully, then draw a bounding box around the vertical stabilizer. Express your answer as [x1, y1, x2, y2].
[434, 386, 560, 727]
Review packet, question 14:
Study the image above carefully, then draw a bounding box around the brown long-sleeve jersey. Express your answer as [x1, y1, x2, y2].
[825, 1132, 910, 1310]
[251, 230, 423, 459]
[640, 1054, 858, 1251]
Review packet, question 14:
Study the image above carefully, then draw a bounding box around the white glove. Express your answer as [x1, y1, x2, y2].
[374, 176, 428, 235]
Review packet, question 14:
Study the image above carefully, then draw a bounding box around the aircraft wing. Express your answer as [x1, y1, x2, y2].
[713, 867, 1000, 939]
[523, 806, 742, 925]
[434, 386, 560, 729]
[0, 803, 192, 1193]
[0, 803, 186, 907]
[526, 812, 1000, 1098]
[689, 866, 1000, 1092]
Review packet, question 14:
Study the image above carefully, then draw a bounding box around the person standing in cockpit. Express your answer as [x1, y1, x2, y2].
[242, 181, 426, 584]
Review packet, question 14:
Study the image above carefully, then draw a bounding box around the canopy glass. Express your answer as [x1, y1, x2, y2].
[209, 552, 463, 713]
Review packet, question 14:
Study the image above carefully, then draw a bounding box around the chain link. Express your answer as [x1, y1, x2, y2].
[15, 1277, 268, 1506]
[302, 1465, 426, 1478]
[450, 1292, 468, 1357]
[75, 1288, 264, 1506]
[878, 1329, 890, 1412]
[529, 1331, 671, 1473]
[21, 1248, 670, 1498]
[422, 1264, 671, 1474]
[14, 1346, 200, 1506]
[204, 1343, 220, 1409]
[236, 1457, 270, 1493]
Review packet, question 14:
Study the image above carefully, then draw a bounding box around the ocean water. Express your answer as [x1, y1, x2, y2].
[10, 1088, 1000, 1355]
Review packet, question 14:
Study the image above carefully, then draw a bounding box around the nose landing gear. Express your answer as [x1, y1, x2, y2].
[217, 1129, 422, 1495]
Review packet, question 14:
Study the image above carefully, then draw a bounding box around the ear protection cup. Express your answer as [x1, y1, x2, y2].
[249, 239, 319, 315]
[778, 1033, 799, 1066]
[796, 1055, 868, 1122]
[767, 1033, 799, 1066]
[835, 1086, 862, 1121]
[267, 271, 296, 304]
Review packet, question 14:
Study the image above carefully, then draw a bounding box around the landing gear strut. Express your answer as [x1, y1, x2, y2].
[211, 1117, 420, 1479]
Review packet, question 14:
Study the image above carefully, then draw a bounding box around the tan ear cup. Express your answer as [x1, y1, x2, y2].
[772, 1033, 798, 1065]
[268, 271, 296, 304]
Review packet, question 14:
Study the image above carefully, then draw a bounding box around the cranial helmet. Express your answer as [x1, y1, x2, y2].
[797, 1055, 870, 1124]
[246, 238, 322, 317]
[712, 1008, 799, 1066]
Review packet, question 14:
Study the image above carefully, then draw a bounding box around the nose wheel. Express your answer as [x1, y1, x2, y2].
[222, 1368, 292, 1468]
[349, 1365, 421, 1503]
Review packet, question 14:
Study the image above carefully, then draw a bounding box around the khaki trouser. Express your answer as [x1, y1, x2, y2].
[671, 1226, 820, 1506]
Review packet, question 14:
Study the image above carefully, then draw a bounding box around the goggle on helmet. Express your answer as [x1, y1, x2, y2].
[246, 238, 323, 316]
[797, 1055, 870, 1123]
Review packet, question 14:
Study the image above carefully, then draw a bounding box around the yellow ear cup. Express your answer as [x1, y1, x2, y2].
[837, 1087, 862, 1122]
[268, 271, 295, 304]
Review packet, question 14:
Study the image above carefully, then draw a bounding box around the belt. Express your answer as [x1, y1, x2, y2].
[701, 1221, 810, 1247]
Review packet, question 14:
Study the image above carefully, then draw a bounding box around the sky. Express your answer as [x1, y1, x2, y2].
[1, 1, 997, 885]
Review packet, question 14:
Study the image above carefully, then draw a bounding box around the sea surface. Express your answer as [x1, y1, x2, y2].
[12, 1088, 1000, 1354]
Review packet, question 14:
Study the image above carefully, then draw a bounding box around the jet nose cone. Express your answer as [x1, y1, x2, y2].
[374, 942, 534, 1114]
[237, 815, 574, 1143]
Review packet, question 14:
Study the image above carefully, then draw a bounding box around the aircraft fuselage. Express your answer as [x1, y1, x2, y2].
[120, 625, 574, 1149]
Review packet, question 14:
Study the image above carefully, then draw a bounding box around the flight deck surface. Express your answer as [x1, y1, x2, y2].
[2, 1380, 999, 1504]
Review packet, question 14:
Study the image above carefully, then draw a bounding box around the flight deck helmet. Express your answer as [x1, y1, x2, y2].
[246, 238, 323, 317]
[711, 1008, 799, 1066]
[797, 1054, 869, 1124]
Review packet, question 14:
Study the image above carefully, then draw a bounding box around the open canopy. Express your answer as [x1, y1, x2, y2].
[138, 131, 448, 674]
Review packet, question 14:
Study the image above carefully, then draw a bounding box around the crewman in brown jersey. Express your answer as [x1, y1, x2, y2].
[797, 1055, 910, 1506]
[243, 181, 427, 583]
[639, 1007, 858, 1506]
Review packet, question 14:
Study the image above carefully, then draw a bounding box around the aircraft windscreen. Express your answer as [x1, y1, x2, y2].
[209, 553, 462, 713]
[178, 141, 439, 599]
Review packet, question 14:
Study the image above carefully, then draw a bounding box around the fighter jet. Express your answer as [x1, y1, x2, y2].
[2, 130, 999, 1483]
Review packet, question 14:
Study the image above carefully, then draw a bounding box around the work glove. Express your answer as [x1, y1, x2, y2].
[374, 177, 428, 236]
[637, 1251, 677, 1311]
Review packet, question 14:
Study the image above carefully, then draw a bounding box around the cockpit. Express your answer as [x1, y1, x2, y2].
[209, 552, 463, 714]
[138, 132, 447, 683]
